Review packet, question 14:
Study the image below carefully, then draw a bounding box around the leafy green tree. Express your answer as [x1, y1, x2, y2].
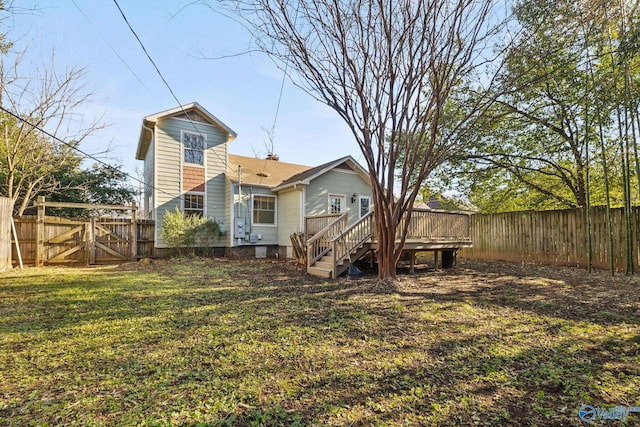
[424, 0, 640, 214]
[29, 159, 136, 218]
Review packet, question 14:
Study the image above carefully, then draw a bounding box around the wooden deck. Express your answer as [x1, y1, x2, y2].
[305, 209, 472, 278]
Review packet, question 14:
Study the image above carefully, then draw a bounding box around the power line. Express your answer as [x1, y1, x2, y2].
[0, 105, 178, 201]
[111, 0, 228, 166]
[70, 0, 156, 101]
[111, 0, 183, 110]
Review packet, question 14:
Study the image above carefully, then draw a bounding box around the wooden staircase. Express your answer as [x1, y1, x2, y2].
[306, 212, 374, 278]
[307, 254, 336, 278]
[307, 243, 372, 278]
[304, 208, 474, 278]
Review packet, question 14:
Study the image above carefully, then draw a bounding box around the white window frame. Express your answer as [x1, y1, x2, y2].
[328, 194, 346, 214]
[359, 196, 371, 218]
[183, 191, 206, 217]
[181, 130, 206, 167]
[252, 194, 277, 227]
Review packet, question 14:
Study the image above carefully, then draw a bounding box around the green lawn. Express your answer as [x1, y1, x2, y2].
[1, 258, 639, 426]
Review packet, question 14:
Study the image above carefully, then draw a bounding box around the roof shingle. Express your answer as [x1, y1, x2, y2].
[227, 154, 311, 187]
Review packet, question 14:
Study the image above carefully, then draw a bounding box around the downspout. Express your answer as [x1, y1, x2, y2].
[237, 165, 242, 247]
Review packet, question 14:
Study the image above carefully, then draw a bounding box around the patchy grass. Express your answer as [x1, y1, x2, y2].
[1, 258, 639, 426]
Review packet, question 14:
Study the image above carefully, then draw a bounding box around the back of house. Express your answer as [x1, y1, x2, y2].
[135, 102, 372, 258]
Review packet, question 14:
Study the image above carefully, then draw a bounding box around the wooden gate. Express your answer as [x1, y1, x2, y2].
[35, 197, 137, 266]
[91, 218, 135, 264]
[42, 217, 89, 264]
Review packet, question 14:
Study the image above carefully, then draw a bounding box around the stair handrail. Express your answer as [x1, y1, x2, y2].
[306, 211, 348, 267]
[331, 210, 374, 269]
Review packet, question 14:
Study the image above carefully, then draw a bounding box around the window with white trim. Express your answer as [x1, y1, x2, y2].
[329, 194, 345, 214]
[184, 193, 204, 217]
[183, 131, 204, 165]
[253, 195, 276, 225]
[359, 196, 371, 218]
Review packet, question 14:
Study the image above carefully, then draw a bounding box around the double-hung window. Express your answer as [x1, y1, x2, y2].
[253, 195, 276, 225]
[184, 193, 204, 217]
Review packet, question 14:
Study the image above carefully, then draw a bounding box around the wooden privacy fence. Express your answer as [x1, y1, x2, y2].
[11, 216, 155, 266]
[462, 206, 640, 272]
[0, 197, 14, 272]
[8, 197, 156, 267]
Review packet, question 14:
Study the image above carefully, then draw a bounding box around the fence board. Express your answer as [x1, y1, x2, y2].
[462, 206, 640, 272]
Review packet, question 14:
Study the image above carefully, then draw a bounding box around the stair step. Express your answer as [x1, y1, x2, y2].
[320, 258, 346, 267]
[307, 266, 332, 278]
[314, 261, 332, 270]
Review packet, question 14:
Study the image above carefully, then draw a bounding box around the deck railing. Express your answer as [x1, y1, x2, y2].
[305, 213, 343, 239]
[306, 209, 472, 277]
[306, 212, 348, 267]
[398, 209, 471, 241]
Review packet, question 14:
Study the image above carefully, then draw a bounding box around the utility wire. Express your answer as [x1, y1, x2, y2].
[0, 105, 179, 201]
[71, 0, 155, 99]
[111, 0, 228, 167]
[111, 0, 182, 110]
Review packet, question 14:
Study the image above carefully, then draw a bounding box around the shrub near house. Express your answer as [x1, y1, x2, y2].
[161, 207, 222, 255]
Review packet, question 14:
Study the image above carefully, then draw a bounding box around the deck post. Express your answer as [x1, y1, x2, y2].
[434, 250, 439, 269]
[409, 250, 416, 274]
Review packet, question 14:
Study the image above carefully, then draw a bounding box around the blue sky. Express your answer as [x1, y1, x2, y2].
[6, 1, 359, 182]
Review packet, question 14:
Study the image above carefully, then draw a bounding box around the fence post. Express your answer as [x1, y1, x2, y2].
[36, 196, 45, 267]
[0, 198, 14, 272]
[130, 204, 137, 261]
[86, 217, 96, 265]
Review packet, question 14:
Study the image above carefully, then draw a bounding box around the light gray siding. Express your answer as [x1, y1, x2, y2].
[153, 116, 229, 248]
[305, 169, 372, 226]
[232, 184, 279, 246]
[153, 118, 181, 247]
[277, 188, 303, 247]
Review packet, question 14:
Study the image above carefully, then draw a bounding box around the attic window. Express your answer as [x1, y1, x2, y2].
[257, 172, 271, 177]
[183, 131, 205, 165]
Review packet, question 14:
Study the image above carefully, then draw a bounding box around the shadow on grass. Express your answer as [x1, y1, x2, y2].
[1, 258, 639, 426]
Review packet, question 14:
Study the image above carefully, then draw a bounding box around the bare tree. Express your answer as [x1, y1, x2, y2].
[0, 49, 104, 215]
[213, 0, 505, 280]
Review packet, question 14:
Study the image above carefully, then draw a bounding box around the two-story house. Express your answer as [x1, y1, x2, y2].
[135, 102, 373, 258]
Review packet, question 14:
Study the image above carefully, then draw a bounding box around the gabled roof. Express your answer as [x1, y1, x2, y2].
[227, 154, 312, 188]
[135, 102, 237, 160]
[226, 154, 369, 190]
[271, 155, 370, 192]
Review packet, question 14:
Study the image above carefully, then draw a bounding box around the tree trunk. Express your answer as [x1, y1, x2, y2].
[373, 197, 398, 282]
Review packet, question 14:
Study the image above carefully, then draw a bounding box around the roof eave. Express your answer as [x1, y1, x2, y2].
[143, 102, 237, 141]
[271, 181, 308, 192]
[135, 119, 154, 160]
